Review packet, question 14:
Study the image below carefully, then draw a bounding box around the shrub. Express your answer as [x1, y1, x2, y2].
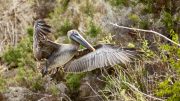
[161, 11, 174, 31]
[107, 0, 129, 7]
[58, 19, 74, 36]
[47, 84, 60, 96]
[66, 73, 85, 91]
[86, 21, 101, 38]
[1, 27, 45, 92]
[80, 0, 94, 17]
[1, 27, 35, 68]
[0, 76, 6, 92]
[156, 30, 180, 100]
[15, 67, 45, 92]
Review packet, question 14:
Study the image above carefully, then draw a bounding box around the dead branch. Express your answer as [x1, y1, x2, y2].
[109, 23, 180, 47]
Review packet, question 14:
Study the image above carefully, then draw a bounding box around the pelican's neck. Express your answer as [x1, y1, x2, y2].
[71, 40, 80, 49]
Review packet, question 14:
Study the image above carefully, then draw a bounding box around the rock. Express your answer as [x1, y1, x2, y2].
[77, 70, 106, 101]
[3, 86, 69, 101]
[36, 95, 62, 101]
[4, 87, 40, 101]
[0, 65, 8, 73]
[56, 82, 69, 94]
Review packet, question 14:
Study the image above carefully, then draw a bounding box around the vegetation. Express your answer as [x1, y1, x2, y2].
[156, 30, 180, 101]
[0, 0, 179, 100]
[1, 27, 35, 68]
[108, 0, 129, 7]
[66, 73, 85, 91]
[87, 20, 102, 38]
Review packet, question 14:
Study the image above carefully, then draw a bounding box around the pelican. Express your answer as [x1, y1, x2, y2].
[33, 19, 140, 76]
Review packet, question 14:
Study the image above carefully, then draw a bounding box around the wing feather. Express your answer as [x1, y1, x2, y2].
[33, 19, 60, 60]
[64, 44, 140, 73]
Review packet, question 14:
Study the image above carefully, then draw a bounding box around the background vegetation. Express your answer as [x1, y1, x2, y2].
[0, 0, 179, 101]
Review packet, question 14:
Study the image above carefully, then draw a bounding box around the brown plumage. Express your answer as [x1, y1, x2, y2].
[64, 44, 140, 73]
[33, 19, 141, 76]
[33, 19, 58, 61]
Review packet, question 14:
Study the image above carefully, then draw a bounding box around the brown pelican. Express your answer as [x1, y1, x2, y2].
[33, 19, 140, 76]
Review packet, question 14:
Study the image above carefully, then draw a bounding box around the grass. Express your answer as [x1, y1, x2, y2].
[101, 65, 147, 101]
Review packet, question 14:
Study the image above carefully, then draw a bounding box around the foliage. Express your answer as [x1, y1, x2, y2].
[139, 20, 149, 29]
[156, 79, 180, 101]
[107, 0, 129, 7]
[98, 33, 115, 44]
[49, 0, 76, 38]
[0, 76, 6, 92]
[0, 27, 46, 92]
[156, 30, 180, 100]
[128, 14, 140, 23]
[86, 21, 101, 38]
[80, 0, 94, 17]
[141, 39, 155, 58]
[1, 27, 35, 68]
[57, 19, 74, 36]
[15, 67, 45, 92]
[66, 73, 85, 91]
[46, 83, 60, 96]
[140, 0, 153, 13]
[161, 11, 175, 31]
[52, 0, 69, 14]
[102, 65, 147, 101]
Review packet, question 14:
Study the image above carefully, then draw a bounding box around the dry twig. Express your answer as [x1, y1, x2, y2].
[109, 23, 180, 47]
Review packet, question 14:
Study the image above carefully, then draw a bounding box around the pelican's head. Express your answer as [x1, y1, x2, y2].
[67, 30, 95, 51]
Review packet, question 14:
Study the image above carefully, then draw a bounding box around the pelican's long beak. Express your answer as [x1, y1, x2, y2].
[70, 32, 95, 51]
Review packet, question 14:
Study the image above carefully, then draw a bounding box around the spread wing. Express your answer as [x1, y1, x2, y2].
[64, 44, 141, 73]
[33, 19, 60, 60]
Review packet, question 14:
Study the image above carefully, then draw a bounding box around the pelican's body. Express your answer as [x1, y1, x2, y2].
[33, 19, 141, 76]
[46, 44, 78, 70]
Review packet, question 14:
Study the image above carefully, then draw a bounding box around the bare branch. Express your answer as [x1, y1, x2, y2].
[109, 23, 180, 47]
[86, 82, 104, 101]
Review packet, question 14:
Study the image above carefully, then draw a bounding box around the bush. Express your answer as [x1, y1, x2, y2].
[156, 30, 180, 100]
[0, 76, 6, 92]
[1, 27, 45, 92]
[86, 21, 101, 38]
[15, 67, 45, 92]
[47, 84, 60, 96]
[58, 19, 74, 36]
[2, 27, 35, 68]
[80, 0, 94, 17]
[66, 73, 85, 91]
[107, 0, 129, 7]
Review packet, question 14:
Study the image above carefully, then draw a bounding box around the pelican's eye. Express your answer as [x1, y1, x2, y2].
[71, 31, 78, 36]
